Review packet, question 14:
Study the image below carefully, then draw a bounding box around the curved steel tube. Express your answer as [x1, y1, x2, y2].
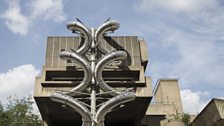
[67, 21, 92, 55]
[94, 50, 127, 96]
[95, 92, 136, 124]
[50, 92, 92, 126]
[60, 51, 92, 94]
[95, 20, 120, 54]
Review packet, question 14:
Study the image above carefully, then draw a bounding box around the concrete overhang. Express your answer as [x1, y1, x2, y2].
[191, 98, 224, 126]
[35, 96, 152, 126]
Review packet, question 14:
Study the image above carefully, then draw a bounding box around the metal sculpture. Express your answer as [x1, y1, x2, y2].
[50, 18, 136, 126]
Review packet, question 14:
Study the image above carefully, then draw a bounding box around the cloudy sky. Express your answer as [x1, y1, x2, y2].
[0, 0, 224, 114]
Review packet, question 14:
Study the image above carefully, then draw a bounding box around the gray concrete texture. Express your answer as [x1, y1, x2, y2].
[191, 98, 224, 126]
[45, 36, 146, 67]
[34, 36, 151, 97]
[34, 36, 152, 126]
[142, 79, 184, 126]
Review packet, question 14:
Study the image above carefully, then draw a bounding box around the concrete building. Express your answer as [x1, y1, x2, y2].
[142, 79, 184, 126]
[34, 36, 153, 126]
[33, 19, 224, 126]
[33, 19, 190, 126]
[191, 98, 224, 126]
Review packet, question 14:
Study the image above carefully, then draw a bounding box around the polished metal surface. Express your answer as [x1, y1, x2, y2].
[51, 92, 92, 126]
[90, 28, 97, 118]
[95, 50, 127, 96]
[50, 19, 135, 126]
[67, 21, 92, 55]
[95, 92, 136, 124]
[59, 51, 92, 94]
[95, 20, 120, 54]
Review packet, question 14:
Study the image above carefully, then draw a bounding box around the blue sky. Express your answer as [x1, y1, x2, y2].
[0, 0, 224, 114]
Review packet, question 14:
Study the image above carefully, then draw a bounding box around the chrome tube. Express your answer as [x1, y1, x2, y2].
[95, 92, 136, 124]
[95, 20, 120, 54]
[67, 21, 92, 55]
[60, 51, 92, 94]
[50, 92, 92, 126]
[90, 28, 97, 117]
[94, 50, 127, 96]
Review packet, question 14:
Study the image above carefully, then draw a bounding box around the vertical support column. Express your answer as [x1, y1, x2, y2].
[90, 28, 96, 119]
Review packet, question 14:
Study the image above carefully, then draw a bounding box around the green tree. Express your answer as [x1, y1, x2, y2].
[181, 113, 191, 126]
[0, 101, 4, 125]
[0, 96, 43, 126]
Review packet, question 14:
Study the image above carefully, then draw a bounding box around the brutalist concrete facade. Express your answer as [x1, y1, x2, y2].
[191, 98, 224, 126]
[34, 36, 152, 126]
[142, 79, 184, 126]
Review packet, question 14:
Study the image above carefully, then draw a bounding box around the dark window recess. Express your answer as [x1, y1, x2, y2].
[67, 60, 72, 63]
[45, 71, 84, 81]
[45, 71, 140, 82]
[61, 49, 65, 51]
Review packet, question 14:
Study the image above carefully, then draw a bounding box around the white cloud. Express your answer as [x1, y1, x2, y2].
[138, 0, 218, 14]
[0, 64, 39, 104]
[181, 89, 209, 114]
[142, 0, 224, 97]
[165, 31, 224, 88]
[30, 0, 66, 22]
[1, 0, 66, 35]
[1, 0, 29, 35]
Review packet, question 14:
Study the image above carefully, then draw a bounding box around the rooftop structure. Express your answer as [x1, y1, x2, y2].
[142, 79, 184, 126]
[34, 19, 152, 126]
[34, 19, 207, 126]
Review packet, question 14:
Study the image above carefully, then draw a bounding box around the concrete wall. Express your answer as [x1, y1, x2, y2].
[34, 36, 152, 97]
[45, 36, 143, 67]
[153, 79, 183, 114]
[34, 36, 152, 126]
[191, 98, 224, 126]
[143, 79, 184, 126]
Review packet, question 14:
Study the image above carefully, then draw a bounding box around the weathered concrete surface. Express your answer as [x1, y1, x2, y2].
[142, 79, 184, 126]
[34, 36, 152, 126]
[146, 79, 183, 116]
[191, 98, 224, 126]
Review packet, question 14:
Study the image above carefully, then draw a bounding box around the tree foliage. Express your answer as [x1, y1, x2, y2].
[181, 113, 191, 126]
[0, 96, 43, 126]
